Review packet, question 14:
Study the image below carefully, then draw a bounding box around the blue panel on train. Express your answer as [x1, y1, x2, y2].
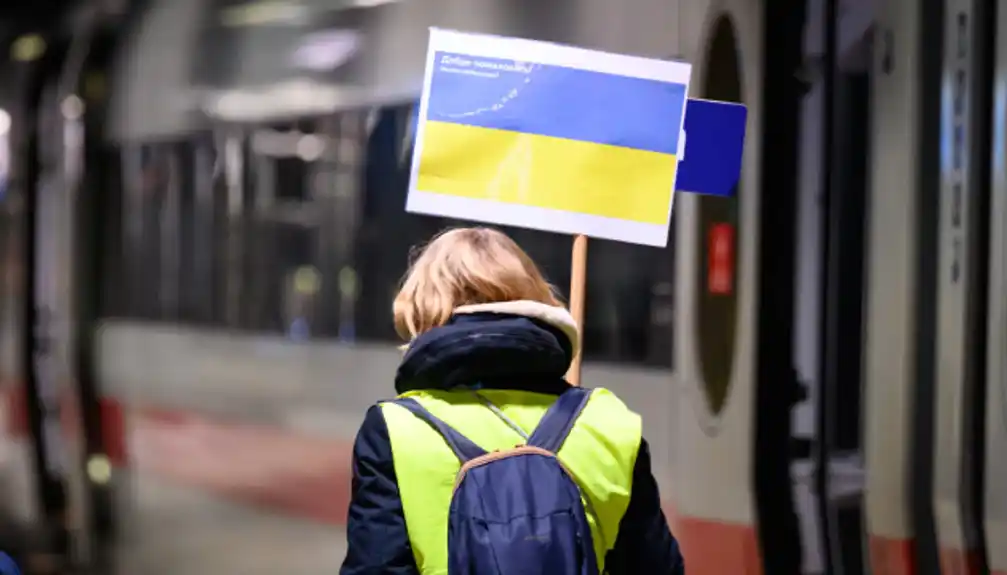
[676, 99, 747, 198]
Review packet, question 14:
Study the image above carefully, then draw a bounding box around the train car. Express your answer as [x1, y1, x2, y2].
[2, 0, 1006, 574]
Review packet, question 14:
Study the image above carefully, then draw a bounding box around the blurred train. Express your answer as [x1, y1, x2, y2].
[0, 0, 1005, 574]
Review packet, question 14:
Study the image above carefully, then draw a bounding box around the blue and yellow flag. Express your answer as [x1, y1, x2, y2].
[406, 29, 692, 247]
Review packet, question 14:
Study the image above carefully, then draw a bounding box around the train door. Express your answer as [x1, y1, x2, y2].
[672, 0, 804, 573]
[807, 0, 872, 571]
[29, 71, 95, 572]
[753, 1, 810, 573]
[21, 19, 120, 570]
[18, 37, 78, 572]
[983, 0, 1007, 571]
[931, 0, 995, 572]
[73, 23, 127, 570]
[1, 37, 35, 528]
[863, 0, 944, 572]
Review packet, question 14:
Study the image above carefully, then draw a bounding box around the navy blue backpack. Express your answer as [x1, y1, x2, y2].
[393, 387, 600, 575]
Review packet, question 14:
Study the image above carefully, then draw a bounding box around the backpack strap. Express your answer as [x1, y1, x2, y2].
[391, 397, 487, 462]
[527, 387, 593, 453]
[472, 391, 530, 441]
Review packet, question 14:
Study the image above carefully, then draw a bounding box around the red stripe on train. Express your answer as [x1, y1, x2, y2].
[132, 408, 355, 524]
[670, 513, 761, 574]
[939, 547, 984, 575]
[1, 383, 127, 465]
[133, 411, 761, 573]
[4, 383, 762, 573]
[868, 536, 916, 575]
[869, 538, 995, 575]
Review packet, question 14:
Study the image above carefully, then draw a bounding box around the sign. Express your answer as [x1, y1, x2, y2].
[677, 99, 747, 197]
[403, 96, 747, 199]
[406, 28, 692, 247]
[707, 223, 735, 295]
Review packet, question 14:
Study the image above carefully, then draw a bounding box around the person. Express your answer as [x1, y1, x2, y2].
[340, 227, 684, 574]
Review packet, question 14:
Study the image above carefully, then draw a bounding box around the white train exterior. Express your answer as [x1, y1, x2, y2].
[1, 0, 1006, 574]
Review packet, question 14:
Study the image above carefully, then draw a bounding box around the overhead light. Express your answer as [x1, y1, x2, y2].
[87, 455, 112, 484]
[62, 95, 85, 120]
[348, 0, 400, 6]
[204, 79, 361, 122]
[294, 266, 321, 295]
[296, 134, 325, 161]
[11, 34, 46, 62]
[291, 29, 360, 71]
[220, 1, 310, 27]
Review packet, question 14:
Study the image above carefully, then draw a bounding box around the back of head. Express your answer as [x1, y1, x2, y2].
[393, 227, 563, 341]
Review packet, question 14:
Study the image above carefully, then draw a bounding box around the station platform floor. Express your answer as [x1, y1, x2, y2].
[117, 473, 347, 575]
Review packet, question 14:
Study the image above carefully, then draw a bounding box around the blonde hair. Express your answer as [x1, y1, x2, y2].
[393, 227, 563, 340]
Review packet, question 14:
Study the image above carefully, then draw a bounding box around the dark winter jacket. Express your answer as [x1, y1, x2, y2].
[340, 302, 684, 574]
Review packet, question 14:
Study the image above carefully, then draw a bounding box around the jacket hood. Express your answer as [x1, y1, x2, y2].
[394, 300, 579, 395]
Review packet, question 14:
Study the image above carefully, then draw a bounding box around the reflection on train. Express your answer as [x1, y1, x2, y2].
[102, 108, 677, 365]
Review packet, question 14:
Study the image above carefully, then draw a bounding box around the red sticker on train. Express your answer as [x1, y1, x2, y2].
[707, 223, 734, 295]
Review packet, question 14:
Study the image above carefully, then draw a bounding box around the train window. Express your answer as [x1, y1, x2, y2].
[98, 103, 675, 368]
[694, 15, 743, 414]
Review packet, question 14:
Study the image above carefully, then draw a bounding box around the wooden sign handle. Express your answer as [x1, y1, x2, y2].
[565, 234, 588, 386]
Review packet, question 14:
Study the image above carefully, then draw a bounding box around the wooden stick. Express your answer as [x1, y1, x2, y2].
[565, 234, 588, 386]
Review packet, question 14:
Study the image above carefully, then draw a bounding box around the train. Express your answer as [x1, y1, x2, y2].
[0, 0, 1006, 574]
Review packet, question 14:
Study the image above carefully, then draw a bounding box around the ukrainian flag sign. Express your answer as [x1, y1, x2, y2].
[406, 29, 693, 247]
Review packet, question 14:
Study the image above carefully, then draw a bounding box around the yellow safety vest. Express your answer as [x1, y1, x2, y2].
[381, 387, 642, 574]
